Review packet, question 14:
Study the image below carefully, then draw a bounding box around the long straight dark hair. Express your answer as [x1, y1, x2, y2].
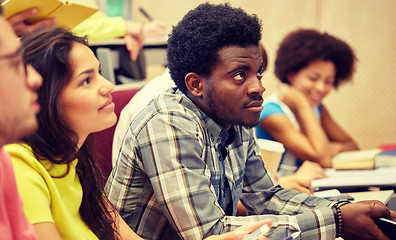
[21, 27, 118, 240]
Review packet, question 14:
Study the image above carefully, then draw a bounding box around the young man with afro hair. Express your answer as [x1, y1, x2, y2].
[106, 3, 395, 240]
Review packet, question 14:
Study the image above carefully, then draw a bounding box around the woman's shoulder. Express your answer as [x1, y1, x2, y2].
[4, 143, 34, 160]
[4, 143, 50, 173]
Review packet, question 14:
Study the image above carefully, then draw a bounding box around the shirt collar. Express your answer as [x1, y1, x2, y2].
[174, 88, 237, 147]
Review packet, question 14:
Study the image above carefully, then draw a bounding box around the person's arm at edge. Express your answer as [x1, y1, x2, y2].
[320, 105, 359, 156]
[72, 11, 126, 40]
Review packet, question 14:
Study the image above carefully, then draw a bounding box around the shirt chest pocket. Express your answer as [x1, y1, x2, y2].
[232, 174, 244, 200]
[209, 177, 221, 199]
[209, 171, 244, 203]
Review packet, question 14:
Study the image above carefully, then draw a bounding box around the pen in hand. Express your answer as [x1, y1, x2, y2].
[139, 7, 154, 21]
[137, 7, 167, 39]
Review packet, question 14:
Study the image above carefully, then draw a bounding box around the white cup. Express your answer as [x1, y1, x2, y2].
[256, 139, 285, 178]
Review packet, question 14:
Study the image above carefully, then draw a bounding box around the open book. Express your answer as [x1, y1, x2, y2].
[2, 0, 99, 29]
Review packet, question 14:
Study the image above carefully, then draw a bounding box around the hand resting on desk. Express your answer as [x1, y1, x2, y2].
[278, 175, 313, 194]
[278, 161, 327, 194]
[204, 220, 272, 240]
[341, 200, 396, 240]
[293, 161, 327, 180]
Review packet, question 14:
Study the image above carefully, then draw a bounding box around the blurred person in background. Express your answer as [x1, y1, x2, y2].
[0, 5, 42, 239]
[257, 29, 359, 177]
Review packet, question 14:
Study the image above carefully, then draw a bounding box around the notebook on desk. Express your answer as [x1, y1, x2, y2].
[312, 167, 396, 191]
[332, 148, 396, 170]
[331, 148, 381, 170]
[375, 150, 396, 168]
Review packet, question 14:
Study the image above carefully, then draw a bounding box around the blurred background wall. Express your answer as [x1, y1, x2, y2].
[133, 0, 396, 149]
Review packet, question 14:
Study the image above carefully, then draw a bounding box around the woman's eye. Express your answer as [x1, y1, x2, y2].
[308, 76, 318, 82]
[82, 78, 91, 85]
[325, 80, 335, 86]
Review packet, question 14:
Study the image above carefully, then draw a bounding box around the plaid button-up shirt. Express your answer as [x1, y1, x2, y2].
[105, 88, 337, 240]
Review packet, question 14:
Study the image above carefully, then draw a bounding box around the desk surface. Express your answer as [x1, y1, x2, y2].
[349, 190, 394, 204]
[89, 36, 168, 47]
[312, 167, 396, 191]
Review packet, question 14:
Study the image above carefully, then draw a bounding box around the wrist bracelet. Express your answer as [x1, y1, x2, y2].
[332, 200, 350, 238]
[333, 203, 343, 238]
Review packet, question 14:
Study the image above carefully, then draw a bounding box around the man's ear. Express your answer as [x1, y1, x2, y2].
[185, 72, 204, 97]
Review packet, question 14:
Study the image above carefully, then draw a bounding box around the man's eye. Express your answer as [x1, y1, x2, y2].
[257, 69, 264, 78]
[234, 72, 245, 80]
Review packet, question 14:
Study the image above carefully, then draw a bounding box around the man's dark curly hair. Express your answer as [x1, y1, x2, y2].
[275, 29, 357, 88]
[167, 3, 262, 93]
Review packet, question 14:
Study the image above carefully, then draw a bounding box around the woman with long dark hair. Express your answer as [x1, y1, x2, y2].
[5, 27, 140, 240]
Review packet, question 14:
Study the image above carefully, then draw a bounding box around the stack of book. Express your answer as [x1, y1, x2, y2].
[375, 149, 396, 168]
[331, 143, 396, 170]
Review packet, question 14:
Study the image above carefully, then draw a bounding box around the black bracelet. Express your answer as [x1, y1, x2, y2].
[332, 201, 350, 238]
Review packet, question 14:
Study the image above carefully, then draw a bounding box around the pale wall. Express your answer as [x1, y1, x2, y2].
[133, 0, 396, 149]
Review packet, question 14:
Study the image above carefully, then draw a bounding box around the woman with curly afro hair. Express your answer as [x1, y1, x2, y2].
[257, 29, 359, 178]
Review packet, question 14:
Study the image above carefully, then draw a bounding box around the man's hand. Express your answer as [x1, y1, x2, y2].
[277, 160, 328, 195]
[204, 220, 272, 240]
[340, 201, 396, 240]
[278, 175, 313, 194]
[8, 8, 56, 37]
[293, 161, 327, 181]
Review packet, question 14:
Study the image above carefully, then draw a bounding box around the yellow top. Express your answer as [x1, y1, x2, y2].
[5, 144, 98, 240]
[73, 11, 126, 40]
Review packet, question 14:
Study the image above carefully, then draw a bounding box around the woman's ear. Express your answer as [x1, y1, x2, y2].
[185, 72, 203, 97]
